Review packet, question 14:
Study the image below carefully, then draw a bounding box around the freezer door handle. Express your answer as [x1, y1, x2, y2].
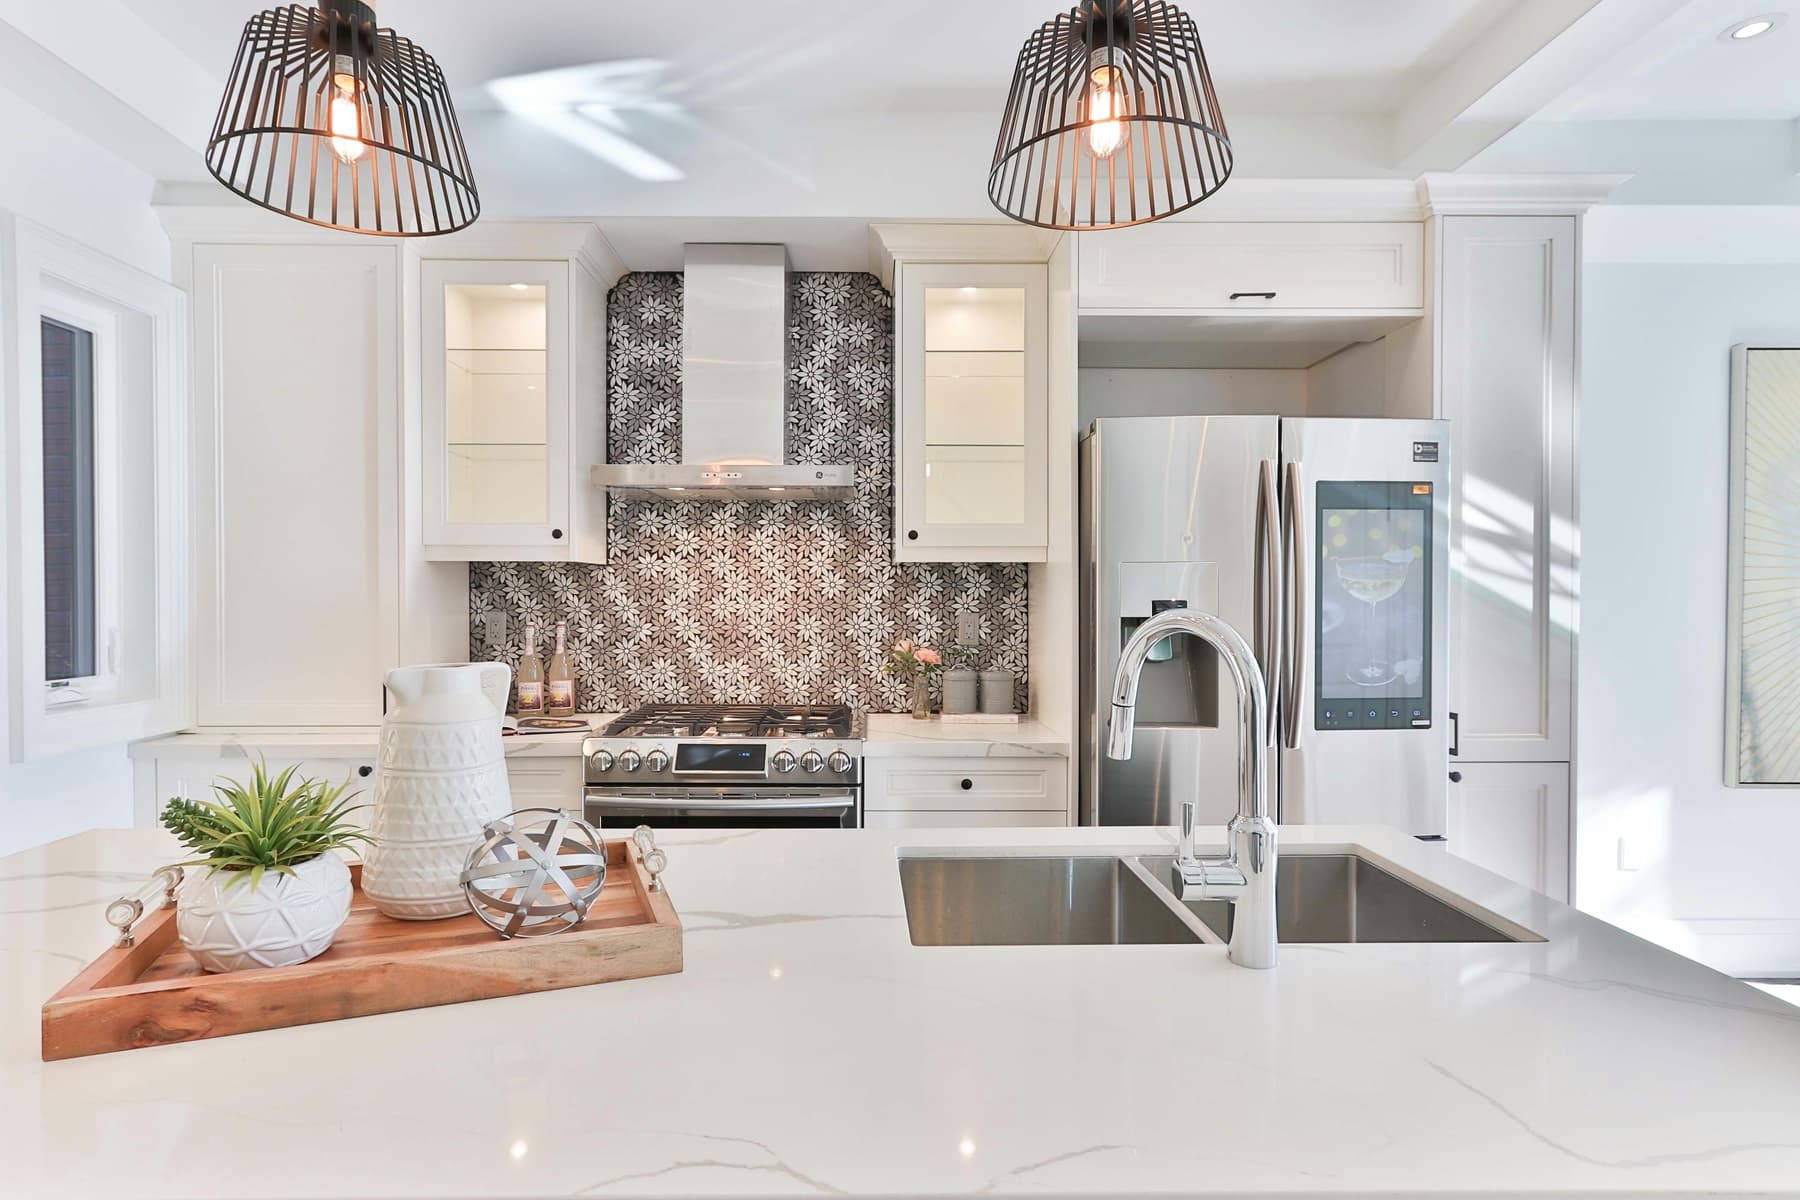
[1449, 711, 1460, 757]
[1282, 459, 1306, 750]
[1253, 458, 1281, 746]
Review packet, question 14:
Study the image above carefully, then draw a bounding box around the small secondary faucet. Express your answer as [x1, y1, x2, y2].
[1106, 610, 1278, 969]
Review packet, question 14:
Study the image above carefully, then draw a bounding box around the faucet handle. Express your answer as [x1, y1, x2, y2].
[1179, 800, 1197, 863]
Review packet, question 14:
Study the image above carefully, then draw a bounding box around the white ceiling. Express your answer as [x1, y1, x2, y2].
[131, 0, 1515, 117]
[1538, 0, 1799, 119]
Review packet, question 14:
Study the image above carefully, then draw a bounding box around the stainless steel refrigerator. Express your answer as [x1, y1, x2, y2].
[1080, 416, 1451, 836]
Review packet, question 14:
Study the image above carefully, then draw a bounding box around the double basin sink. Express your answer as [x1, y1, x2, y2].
[898, 851, 1531, 946]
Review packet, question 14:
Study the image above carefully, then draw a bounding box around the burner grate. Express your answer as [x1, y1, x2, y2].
[602, 704, 854, 739]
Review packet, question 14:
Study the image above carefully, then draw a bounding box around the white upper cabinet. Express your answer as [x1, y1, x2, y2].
[1077, 222, 1424, 313]
[1439, 215, 1577, 763]
[191, 243, 400, 727]
[896, 263, 1048, 562]
[418, 256, 607, 563]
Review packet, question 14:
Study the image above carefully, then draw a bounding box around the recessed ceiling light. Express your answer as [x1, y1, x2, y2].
[1723, 14, 1783, 39]
[509, 282, 530, 291]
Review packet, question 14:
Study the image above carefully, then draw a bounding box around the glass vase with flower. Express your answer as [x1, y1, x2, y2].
[882, 639, 943, 720]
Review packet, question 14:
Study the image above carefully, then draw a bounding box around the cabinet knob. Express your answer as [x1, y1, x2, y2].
[551, 528, 564, 540]
[907, 530, 919, 541]
[358, 765, 373, 778]
[1448, 770, 1463, 784]
[960, 778, 973, 791]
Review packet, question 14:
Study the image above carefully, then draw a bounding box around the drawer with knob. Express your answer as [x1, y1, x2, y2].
[863, 755, 1067, 816]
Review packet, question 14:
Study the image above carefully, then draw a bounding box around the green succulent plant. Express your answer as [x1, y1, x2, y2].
[160, 759, 369, 892]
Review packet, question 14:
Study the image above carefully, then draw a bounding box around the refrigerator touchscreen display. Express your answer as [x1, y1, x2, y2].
[1315, 481, 1433, 730]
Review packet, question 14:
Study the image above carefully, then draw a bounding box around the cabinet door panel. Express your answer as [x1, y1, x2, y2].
[193, 245, 398, 727]
[897, 263, 1048, 559]
[1078, 222, 1424, 311]
[1447, 761, 1570, 902]
[422, 261, 570, 549]
[1440, 216, 1576, 761]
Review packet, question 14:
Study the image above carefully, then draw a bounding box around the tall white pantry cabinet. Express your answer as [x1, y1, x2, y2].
[165, 215, 621, 733]
[1431, 200, 1589, 903]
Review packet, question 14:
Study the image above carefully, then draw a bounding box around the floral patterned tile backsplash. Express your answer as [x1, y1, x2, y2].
[469, 271, 1029, 714]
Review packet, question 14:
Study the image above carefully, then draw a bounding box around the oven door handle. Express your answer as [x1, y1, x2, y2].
[584, 792, 858, 813]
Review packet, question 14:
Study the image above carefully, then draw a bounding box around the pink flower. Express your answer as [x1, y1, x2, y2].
[915, 648, 942, 666]
[894, 639, 914, 654]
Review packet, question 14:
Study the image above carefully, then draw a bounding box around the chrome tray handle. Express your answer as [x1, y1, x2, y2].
[632, 825, 669, 892]
[105, 866, 183, 948]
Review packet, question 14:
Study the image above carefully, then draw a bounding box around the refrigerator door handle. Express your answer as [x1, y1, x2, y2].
[1253, 458, 1280, 746]
[1283, 460, 1306, 750]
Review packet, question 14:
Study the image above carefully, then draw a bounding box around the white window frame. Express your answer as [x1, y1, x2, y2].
[37, 291, 122, 709]
[2, 216, 190, 762]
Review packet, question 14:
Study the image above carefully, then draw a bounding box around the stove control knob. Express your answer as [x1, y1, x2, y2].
[645, 749, 670, 773]
[827, 750, 853, 774]
[589, 750, 615, 773]
[619, 750, 642, 773]
[772, 750, 797, 774]
[800, 750, 825, 774]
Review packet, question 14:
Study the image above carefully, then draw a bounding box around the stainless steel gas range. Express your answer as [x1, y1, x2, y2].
[582, 704, 864, 830]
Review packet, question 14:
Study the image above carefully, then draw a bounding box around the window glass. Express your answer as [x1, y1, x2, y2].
[40, 317, 97, 682]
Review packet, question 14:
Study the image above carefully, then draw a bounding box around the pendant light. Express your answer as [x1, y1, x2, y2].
[206, 1, 479, 236]
[990, 0, 1231, 231]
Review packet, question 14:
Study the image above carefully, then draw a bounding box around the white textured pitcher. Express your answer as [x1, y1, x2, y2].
[362, 663, 514, 920]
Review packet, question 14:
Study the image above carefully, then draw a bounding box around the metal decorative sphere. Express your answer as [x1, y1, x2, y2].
[460, 809, 607, 938]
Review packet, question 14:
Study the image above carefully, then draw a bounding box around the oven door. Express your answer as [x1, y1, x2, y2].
[583, 786, 860, 830]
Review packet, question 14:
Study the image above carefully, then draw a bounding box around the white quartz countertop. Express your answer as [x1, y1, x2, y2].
[859, 713, 1068, 757]
[130, 714, 1071, 762]
[6, 824, 1800, 1198]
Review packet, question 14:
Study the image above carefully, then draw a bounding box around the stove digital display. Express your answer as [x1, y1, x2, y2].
[675, 744, 768, 773]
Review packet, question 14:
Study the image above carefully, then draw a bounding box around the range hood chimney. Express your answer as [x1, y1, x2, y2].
[591, 244, 855, 501]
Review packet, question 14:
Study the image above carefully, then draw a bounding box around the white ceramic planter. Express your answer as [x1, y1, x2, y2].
[175, 852, 353, 973]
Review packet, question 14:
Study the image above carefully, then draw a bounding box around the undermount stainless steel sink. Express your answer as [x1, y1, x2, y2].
[1141, 853, 1527, 944]
[897, 855, 1206, 946]
[899, 852, 1532, 947]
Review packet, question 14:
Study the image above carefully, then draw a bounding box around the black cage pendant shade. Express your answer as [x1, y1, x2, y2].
[990, 0, 1231, 231]
[206, 0, 478, 236]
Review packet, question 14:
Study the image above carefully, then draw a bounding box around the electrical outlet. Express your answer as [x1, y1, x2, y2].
[955, 609, 982, 644]
[1616, 836, 1646, 872]
[482, 610, 508, 647]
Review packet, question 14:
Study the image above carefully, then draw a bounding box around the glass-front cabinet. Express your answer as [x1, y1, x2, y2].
[896, 263, 1048, 562]
[420, 258, 605, 562]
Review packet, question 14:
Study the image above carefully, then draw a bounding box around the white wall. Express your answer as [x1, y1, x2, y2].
[0, 78, 167, 854]
[1579, 214, 1800, 976]
[0, 83, 168, 278]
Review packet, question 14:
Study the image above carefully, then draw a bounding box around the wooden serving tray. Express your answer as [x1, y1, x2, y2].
[42, 838, 681, 1060]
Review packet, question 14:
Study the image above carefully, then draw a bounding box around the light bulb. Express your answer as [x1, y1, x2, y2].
[1087, 64, 1126, 159]
[328, 72, 366, 164]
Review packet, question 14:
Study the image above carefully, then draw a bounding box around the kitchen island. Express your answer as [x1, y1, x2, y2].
[5, 824, 1800, 1198]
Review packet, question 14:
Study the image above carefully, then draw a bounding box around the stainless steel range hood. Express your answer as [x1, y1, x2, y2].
[591, 244, 855, 501]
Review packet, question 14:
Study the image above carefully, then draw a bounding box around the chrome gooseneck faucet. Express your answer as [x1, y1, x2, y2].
[1106, 610, 1278, 969]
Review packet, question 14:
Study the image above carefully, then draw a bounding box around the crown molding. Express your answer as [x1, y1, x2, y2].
[152, 193, 627, 285]
[413, 222, 625, 287]
[1145, 177, 1426, 223]
[1416, 173, 1633, 217]
[868, 222, 1064, 290]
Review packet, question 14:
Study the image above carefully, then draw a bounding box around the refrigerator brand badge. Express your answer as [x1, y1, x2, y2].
[1412, 441, 1440, 463]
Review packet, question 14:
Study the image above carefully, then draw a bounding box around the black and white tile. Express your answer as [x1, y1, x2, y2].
[470, 272, 1029, 713]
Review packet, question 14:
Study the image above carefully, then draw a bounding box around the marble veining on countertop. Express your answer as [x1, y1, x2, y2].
[5, 823, 1800, 1198]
